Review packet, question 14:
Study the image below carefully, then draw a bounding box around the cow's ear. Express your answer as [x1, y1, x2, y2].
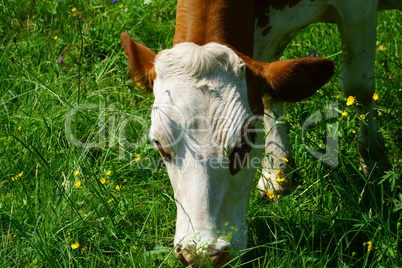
[245, 57, 335, 102]
[121, 32, 156, 93]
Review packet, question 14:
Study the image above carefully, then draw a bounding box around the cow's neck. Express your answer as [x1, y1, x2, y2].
[173, 0, 256, 57]
[173, 0, 264, 115]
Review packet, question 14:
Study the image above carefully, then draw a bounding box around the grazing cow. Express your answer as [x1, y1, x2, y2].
[121, 0, 399, 266]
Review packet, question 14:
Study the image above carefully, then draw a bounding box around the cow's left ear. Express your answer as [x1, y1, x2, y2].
[243, 57, 335, 102]
[121, 32, 156, 93]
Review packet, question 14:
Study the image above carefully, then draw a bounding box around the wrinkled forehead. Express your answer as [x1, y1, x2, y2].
[150, 43, 252, 146]
[153, 42, 246, 84]
[152, 42, 249, 119]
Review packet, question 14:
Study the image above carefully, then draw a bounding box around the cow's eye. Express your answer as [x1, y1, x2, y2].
[153, 139, 161, 146]
[152, 139, 172, 162]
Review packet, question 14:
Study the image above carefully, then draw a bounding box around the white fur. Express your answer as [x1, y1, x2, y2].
[150, 42, 264, 252]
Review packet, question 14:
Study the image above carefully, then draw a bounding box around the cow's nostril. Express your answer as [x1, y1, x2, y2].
[208, 249, 224, 265]
[176, 246, 189, 266]
[209, 247, 232, 267]
[176, 245, 199, 265]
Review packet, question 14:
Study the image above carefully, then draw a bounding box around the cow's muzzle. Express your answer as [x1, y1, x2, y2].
[176, 244, 233, 267]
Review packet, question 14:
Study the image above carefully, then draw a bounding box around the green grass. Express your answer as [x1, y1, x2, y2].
[0, 1, 401, 267]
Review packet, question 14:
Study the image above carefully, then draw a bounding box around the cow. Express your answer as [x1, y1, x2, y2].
[121, 0, 400, 266]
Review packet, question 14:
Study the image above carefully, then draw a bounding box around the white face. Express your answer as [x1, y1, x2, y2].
[149, 43, 264, 253]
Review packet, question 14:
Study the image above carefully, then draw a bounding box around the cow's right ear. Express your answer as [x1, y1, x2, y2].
[121, 32, 156, 93]
[255, 58, 335, 102]
[237, 52, 334, 103]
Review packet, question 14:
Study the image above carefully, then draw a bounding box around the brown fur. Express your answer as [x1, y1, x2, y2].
[120, 32, 156, 92]
[239, 54, 335, 102]
[121, 0, 334, 113]
[174, 0, 256, 56]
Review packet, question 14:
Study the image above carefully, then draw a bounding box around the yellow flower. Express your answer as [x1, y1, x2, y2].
[100, 178, 106, 184]
[359, 114, 365, 120]
[54, 36, 58, 40]
[266, 191, 275, 199]
[119, 4, 123, 8]
[135, 82, 145, 90]
[72, 7, 77, 12]
[342, 111, 348, 116]
[11, 171, 23, 181]
[75, 180, 81, 187]
[81, 246, 87, 254]
[74, 170, 79, 176]
[67, 232, 70, 236]
[276, 170, 281, 178]
[71, 241, 79, 249]
[116, 185, 121, 190]
[17, 126, 22, 131]
[106, 170, 111, 176]
[346, 96, 355, 106]
[372, 93, 379, 101]
[135, 154, 141, 162]
[275, 178, 286, 184]
[303, 180, 306, 184]
[351, 141, 357, 145]
[367, 241, 373, 251]
[377, 44, 385, 51]
[108, 198, 114, 203]
[281, 156, 289, 163]
[352, 129, 356, 134]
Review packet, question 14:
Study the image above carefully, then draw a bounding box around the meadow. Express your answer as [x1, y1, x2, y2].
[0, 0, 401, 267]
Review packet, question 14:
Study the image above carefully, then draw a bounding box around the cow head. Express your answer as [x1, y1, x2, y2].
[121, 32, 334, 266]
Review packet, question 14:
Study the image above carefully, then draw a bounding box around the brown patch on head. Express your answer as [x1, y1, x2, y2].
[229, 120, 256, 175]
[246, 67, 265, 115]
[120, 32, 156, 92]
